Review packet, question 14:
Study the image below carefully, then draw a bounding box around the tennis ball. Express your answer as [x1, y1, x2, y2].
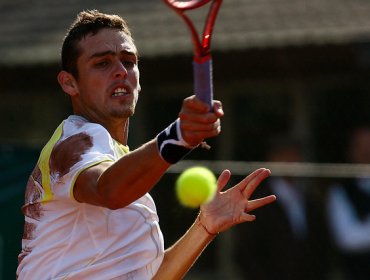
[176, 166, 217, 208]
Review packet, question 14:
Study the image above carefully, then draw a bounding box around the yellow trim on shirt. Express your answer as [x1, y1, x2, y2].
[68, 159, 114, 201]
[37, 122, 129, 203]
[114, 140, 130, 156]
[38, 122, 64, 203]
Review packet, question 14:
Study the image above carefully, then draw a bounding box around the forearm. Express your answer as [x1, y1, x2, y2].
[153, 217, 216, 280]
[97, 139, 170, 208]
[74, 139, 171, 208]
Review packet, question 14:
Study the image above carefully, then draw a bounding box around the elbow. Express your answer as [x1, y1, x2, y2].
[97, 184, 140, 210]
[99, 192, 129, 210]
[104, 201, 124, 210]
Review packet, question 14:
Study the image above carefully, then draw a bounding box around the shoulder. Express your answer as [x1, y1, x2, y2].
[48, 116, 117, 176]
[63, 116, 111, 141]
[60, 115, 118, 153]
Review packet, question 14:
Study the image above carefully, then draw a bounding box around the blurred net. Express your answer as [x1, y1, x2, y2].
[168, 160, 370, 178]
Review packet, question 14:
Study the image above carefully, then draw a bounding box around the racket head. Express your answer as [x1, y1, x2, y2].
[163, 0, 212, 11]
[163, 0, 222, 59]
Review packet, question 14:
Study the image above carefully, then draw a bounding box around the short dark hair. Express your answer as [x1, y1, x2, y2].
[60, 10, 132, 78]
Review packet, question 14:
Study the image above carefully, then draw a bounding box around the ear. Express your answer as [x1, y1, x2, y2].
[57, 71, 79, 97]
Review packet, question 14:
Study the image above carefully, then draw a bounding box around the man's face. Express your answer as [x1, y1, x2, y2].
[72, 28, 140, 123]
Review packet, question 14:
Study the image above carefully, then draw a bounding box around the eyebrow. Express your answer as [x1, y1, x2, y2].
[88, 50, 137, 60]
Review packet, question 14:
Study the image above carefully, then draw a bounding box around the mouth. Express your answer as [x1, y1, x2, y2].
[112, 87, 130, 97]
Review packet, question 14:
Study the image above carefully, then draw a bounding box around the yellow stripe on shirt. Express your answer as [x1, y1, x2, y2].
[38, 122, 64, 203]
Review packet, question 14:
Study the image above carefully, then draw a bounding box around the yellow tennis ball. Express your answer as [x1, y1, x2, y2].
[176, 166, 217, 208]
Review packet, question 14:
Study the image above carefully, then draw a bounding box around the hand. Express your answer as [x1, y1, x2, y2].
[199, 168, 276, 235]
[179, 95, 224, 147]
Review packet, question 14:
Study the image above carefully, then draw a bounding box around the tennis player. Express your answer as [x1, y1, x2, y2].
[16, 10, 276, 280]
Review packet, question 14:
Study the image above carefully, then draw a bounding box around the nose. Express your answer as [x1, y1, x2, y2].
[114, 61, 128, 79]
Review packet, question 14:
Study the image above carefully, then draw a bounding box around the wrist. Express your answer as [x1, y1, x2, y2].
[197, 214, 218, 237]
[156, 119, 194, 164]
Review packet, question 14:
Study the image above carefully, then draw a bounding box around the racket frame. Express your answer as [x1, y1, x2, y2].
[163, 0, 223, 108]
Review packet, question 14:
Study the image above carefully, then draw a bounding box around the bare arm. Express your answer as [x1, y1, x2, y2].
[153, 168, 277, 279]
[153, 217, 215, 280]
[74, 140, 170, 209]
[73, 96, 223, 209]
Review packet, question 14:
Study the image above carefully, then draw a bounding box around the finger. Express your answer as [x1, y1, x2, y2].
[183, 96, 210, 113]
[212, 100, 224, 117]
[180, 119, 221, 131]
[240, 213, 256, 222]
[236, 168, 266, 191]
[179, 115, 221, 146]
[245, 195, 277, 212]
[179, 111, 220, 125]
[216, 169, 231, 192]
[242, 168, 271, 198]
[181, 129, 221, 146]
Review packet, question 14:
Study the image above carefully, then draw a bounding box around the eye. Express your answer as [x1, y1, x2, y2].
[121, 53, 137, 68]
[122, 59, 136, 68]
[95, 59, 110, 68]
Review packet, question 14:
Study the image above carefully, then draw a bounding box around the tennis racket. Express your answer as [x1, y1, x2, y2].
[163, 0, 223, 110]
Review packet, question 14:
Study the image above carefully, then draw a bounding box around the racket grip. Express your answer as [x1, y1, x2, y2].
[193, 59, 213, 111]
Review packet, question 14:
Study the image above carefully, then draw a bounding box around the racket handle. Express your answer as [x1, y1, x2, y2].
[193, 59, 213, 111]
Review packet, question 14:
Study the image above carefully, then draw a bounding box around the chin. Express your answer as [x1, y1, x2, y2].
[112, 108, 135, 119]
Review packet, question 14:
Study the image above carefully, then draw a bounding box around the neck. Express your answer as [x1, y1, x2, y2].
[108, 118, 129, 145]
[74, 113, 129, 145]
